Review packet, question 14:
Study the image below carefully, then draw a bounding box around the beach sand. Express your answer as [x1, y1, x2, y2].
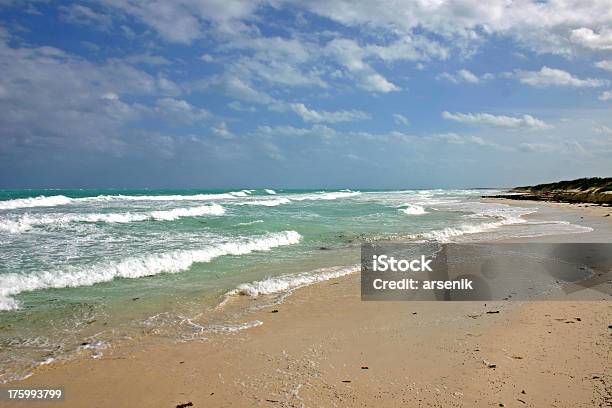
[5, 200, 611, 407]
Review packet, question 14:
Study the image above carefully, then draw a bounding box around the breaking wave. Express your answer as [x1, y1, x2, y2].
[231, 264, 359, 297]
[0, 190, 362, 211]
[0, 204, 225, 233]
[290, 191, 361, 201]
[234, 198, 292, 207]
[0, 230, 302, 310]
[0, 195, 73, 210]
[399, 204, 428, 215]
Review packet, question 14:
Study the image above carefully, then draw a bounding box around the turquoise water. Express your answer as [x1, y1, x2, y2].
[0, 188, 590, 381]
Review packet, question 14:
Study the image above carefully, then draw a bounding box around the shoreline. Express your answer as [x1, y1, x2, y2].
[5, 199, 612, 407]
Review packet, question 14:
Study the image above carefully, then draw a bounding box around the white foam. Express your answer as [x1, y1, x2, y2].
[234, 219, 265, 226]
[0, 230, 302, 310]
[232, 264, 359, 297]
[147, 204, 225, 220]
[0, 195, 73, 210]
[411, 205, 534, 242]
[229, 191, 249, 197]
[264, 189, 277, 195]
[290, 191, 361, 201]
[0, 193, 242, 210]
[0, 190, 359, 210]
[400, 204, 428, 215]
[235, 198, 292, 207]
[188, 319, 263, 334]
[418, 221, 508, 242]
[86, 193, 236, 202]
[0, 204, 225, 233]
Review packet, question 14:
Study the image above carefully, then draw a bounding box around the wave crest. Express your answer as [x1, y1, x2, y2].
[399, 204, 428, 215]
[0, 204, 225, 233]
[231, 264, 359, 297]
[0, 230, 302, 310]
[0, 195, 73, 210]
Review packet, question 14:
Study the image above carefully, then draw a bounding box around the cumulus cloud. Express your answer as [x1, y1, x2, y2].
[442, 111, 552, 130]
[325, 38, 400, 93]
[0, 37, 171, 156]
[98, 0, 262, 44]
[595, 60, 612, 72]
[221, 36, 328, 89]
[570, 28, 612, 50]
[513, 66, 608, 88]
[294, 0, 612, 56]
[599, 90, 612, 101]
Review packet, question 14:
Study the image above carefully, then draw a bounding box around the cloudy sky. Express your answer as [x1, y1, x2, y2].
[0, 0, 611, 188]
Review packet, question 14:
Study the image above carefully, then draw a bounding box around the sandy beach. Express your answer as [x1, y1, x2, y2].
[5, 200, 612, 408]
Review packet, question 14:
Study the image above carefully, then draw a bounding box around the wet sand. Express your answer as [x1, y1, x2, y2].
[5, 200, 611, 407]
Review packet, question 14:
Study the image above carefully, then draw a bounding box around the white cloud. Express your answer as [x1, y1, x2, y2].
[519, 140, 586, 154]
[295, 0, 612, 56]
[570, 28, 612, 50]
[155, 98, 210, 123]
[442, 111, 552, 130]
[595, 60, 612, 72]
[99, 0, 262, 44]
[227, 101, 256, 112]
[513, 66, 608, 88]
[255, 124, 337, 139]
[360, 73, 399, 93]
[59, 4, 113, 29]
[599, 90, 612, 101]
[0, 37, 170, 155]
[210, 121, 233, 138]
[365, 36, 449, 62]
[288, 103, 370, 123]
[221, 36, 328, 89]
[437, 69, 492, 84]
[202, 75, 274, 104]
[325, 38, 400, 93]
[393, 113, 410, 126]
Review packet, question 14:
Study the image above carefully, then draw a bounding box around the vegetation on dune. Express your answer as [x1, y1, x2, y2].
[513, 177, 612, 194]
[486, 177, 612, 205]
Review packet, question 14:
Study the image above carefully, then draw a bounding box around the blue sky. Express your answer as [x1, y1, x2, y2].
[0, 0, 611, 188]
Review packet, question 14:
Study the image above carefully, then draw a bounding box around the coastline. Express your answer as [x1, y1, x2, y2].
[5, 199, 612, 407]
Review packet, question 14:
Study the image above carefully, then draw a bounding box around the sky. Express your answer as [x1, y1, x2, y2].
[0, 0, 611, 189]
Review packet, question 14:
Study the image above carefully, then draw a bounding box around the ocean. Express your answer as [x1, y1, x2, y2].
[0, 188, 591, 382]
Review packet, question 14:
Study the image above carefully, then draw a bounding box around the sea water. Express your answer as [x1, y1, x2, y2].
[0, 188, 591, 381]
